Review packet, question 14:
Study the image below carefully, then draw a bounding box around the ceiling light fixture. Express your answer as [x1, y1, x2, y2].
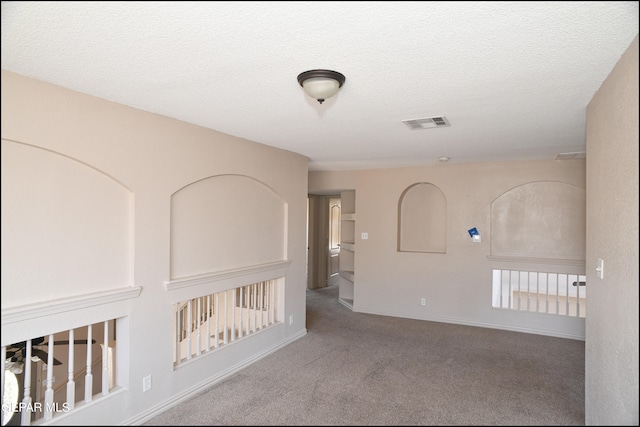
[297, 69, 345, 104]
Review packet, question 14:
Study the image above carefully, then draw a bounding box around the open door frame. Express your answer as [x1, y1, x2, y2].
[307, 194, 340, 289]
[327, 197, 341, 287]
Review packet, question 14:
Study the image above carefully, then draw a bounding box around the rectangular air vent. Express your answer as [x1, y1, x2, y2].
[402, 116, 450, 130]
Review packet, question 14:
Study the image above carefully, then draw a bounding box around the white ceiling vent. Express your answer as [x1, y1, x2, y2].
[402, 116, 450, 130]
[556, 152, 586, 160]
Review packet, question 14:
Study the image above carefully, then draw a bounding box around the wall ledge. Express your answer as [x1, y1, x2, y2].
[165, 260, 291, 291]
[487, 255, 585, 267]
[1, 286, 142, 326]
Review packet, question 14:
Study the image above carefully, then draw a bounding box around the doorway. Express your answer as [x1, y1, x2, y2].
[307, 194, 341, 290]
[327, 197, 341, 287]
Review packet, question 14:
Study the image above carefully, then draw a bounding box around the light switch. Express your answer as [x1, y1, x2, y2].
[596, 258, 604, 279]
[361, 232, 368, 240]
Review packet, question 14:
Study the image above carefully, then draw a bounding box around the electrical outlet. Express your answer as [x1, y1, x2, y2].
[143, 375, 152, 392]
[289, 315, 294, 325]
[421, 298, 426, 306]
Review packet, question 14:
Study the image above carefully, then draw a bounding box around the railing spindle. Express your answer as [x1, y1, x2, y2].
[214, 293, 219, 348]
[44, 335, 55, 420]
[252, 283, 257, 332]
[238, 287, 244, 338]
[67, 330, 76, 409]
[176, 306, 182, 363]
[245, 285, 250, 334]
[85, 325, 94, 403]
[223, 292, 229, 344]
[21, 340, 33, 425]
[507, 270, 512, 309]
[565, 274, 570, 316]
[268, 281, 274, 325]
[186, 301, 192, 360]
[576, 275, 582, 317]
[231, 289, 237, 341]
[206, 295, 211, 352]
[196, 298, 202, 355]
[259, 281, 264, 328]
[544, 272, 550, 314]
[102, 322, 109, 395]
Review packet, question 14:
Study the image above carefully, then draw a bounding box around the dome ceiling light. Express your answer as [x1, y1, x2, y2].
[297, 69, 345, 104]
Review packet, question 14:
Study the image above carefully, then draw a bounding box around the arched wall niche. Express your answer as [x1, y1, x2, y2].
[170, 174, 287, 279]
[1, 139, 133, 308]
[490, 181, 585, 261]
[398, 182, 447, 253]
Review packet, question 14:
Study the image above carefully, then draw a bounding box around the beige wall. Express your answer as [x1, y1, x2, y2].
[310, 158, 587, 339]
[1, 70, 309, 424]
[585, 35, 639, 425]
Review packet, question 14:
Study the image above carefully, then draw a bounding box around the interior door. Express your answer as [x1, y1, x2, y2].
[327, 197, 341, 287]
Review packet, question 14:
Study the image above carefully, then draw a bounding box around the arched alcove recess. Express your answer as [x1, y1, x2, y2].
[170, 174, 287, 279]
[490, 181, 585, 261]
[1, 140, 133, 308]
[398, 182, 447, 253]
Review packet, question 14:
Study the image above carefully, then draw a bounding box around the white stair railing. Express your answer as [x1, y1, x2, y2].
[492, 269, 586, 317]
[1, 320, 117, 425]
[174, 279, 280, 367]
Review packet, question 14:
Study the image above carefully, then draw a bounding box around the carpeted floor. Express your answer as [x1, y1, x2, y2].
[145, 284, 585, 425]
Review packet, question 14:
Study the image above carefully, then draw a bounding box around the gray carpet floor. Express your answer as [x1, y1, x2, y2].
[145, 284, 585, 425]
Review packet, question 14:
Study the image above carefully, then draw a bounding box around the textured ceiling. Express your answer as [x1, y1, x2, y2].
[1, 1, 638, 171]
